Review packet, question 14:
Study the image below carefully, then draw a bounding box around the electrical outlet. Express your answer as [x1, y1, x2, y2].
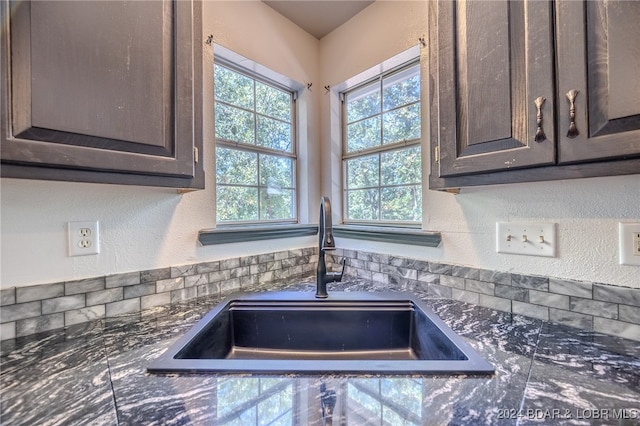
[496, 222, 557, 257]
[619, 223, 640, 266]
[68, 221, 100, 256]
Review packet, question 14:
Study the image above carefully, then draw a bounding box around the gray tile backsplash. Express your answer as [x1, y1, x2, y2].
[16, 283, 64, 303]
[329, 248, 640, 342]
[0, 248, 317, 340]
[106, 271, 140, 288]
[1, 246, 639, 342]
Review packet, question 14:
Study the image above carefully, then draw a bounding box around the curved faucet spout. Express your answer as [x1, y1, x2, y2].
[319, 196, 335, 251]
[316, 197, 345, 299]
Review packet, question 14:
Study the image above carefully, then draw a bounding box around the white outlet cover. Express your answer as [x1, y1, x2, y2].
[619, 222, 640, 266]
[496, 222, 557, 258]
[68, 221, 100, 256]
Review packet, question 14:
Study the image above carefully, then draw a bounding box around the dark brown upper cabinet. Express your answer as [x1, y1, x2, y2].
[429, 0, 555, 177]
[1, 0, 204, 189]
[556, 0, 640, 164]
[429, 0, 640, 190]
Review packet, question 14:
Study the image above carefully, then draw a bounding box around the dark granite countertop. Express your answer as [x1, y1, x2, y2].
[1, 279, 639, 425]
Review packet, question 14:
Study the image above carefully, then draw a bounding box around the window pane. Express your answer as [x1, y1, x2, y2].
[216, 147, 257, 185]
[257, 116, 292, 152]
[346, 154, 379, 189]
[381, 146, 421, 186]
[347, 116, 381, 152]
[347, 189, 379, 220]
[381, 185, 422, 221]
[346, 82, 380, 123]
[215, 103, 255, 144]
[260, 188, 294, 220]
[214, 64, 254, 110]
[382, 103, 421, 145]
[256, 81, 291, 122]
[260, 154, 293, 188]
[217, 186, 259, 222]
[382, 65, 420, 111]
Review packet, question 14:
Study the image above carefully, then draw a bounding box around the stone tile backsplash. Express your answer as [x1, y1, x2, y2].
[329, 248, 640, 342]
[0, 248, 318, 341]
[1, 247, 639, 342]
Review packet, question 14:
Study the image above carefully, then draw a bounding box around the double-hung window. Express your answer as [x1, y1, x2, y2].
[214, 62, 296, 224]
[342, 62, 422, 225]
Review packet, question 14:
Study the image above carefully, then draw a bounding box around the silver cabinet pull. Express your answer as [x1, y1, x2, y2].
[534, 97, 546, 142]
[566, 89, 579, 138]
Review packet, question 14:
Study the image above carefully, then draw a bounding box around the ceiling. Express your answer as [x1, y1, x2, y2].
[263, 1, 375, 39]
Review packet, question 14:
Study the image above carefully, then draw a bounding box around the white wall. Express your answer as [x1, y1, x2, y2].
[0, 1, 320, 288]
[318, 1, 640, 289]
[1, 1, 639, 290]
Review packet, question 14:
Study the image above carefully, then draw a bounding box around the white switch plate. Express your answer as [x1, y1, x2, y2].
[496, 222, 556, 257]
[619, 222, 640, 266]
[68, 221, 100, 256]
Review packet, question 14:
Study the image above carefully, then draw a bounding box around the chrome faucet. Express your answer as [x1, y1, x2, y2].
[316, 197, 346, 299]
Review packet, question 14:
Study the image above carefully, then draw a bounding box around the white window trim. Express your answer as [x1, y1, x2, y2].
[214, 45, 304, 94]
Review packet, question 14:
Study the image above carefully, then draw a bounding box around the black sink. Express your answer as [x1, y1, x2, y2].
[148, 291, 494, 375]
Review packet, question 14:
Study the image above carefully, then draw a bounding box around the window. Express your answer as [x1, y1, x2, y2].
[342, 62, 422, 224]
[214, 62, 296, 224]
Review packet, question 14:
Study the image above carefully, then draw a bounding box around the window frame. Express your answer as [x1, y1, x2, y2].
[341, 60, 422, 227]
[213, 58, 299, 226]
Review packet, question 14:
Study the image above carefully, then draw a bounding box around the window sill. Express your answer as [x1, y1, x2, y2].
[198, 224, 318, 246]
[333, 225, 441, 248]
[198, 224, 441, 248]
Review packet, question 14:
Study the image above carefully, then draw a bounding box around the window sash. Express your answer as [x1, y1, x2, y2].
[343, 62, 420, 157]
[216, 146, 297, 225]
[343, 149, 422, 224]
[214, 61, 296, 155]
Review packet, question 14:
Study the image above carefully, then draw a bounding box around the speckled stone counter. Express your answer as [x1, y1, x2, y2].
[1, 279, 639, 425]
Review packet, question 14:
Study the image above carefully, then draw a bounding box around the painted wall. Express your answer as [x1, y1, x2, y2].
[1, 1, 639, 291]
[0, 1, 320, 288]
[319, 1, 640, 289]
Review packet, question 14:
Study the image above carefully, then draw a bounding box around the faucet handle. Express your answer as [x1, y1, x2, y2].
[325, 257, 346, 283]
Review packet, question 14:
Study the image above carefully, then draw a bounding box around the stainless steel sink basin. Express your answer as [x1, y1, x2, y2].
[148, 291, 494, 375]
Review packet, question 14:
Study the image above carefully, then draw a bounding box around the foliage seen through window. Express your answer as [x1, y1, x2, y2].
[214, 63, 295, 223]
[344, 63, 422, 223]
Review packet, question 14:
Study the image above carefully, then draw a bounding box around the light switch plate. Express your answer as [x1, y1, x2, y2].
[619, 222, 640, 266]
[496, 222, 556, 257]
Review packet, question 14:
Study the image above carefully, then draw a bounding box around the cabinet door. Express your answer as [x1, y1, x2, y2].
[556, 0, 640, 164]
[1, 0, 203, 188]
[429, 0, 555, 177]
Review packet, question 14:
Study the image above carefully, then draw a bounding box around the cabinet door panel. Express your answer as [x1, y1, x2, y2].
[556, 0, 640, 163]
[29, 2, 167, 147]
[430, 0, 555, 177]
[1, 0, 201, 181]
